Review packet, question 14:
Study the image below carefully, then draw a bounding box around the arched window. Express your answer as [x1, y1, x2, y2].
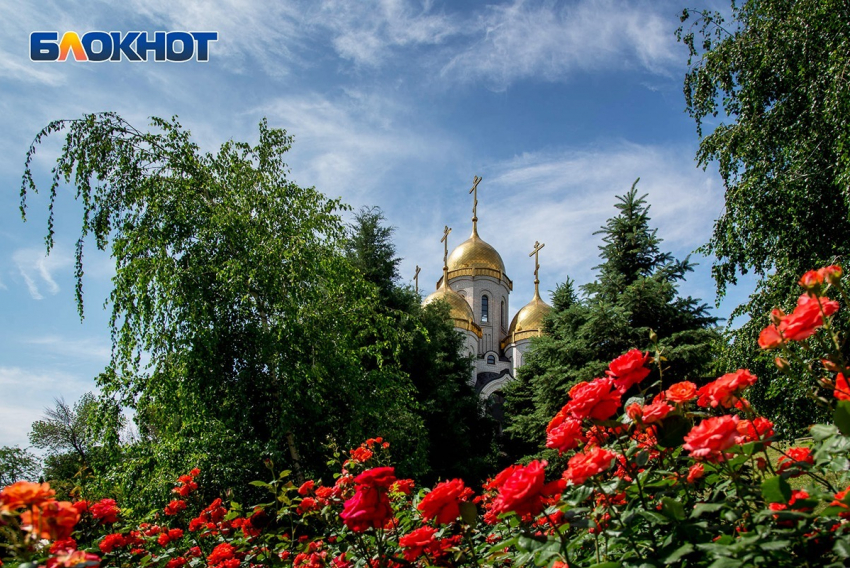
[501, 299, 506, 329]
[481, 295, 489, 322]
[487, 354, 496, 365]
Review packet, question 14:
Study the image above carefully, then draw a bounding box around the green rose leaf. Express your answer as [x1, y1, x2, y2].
[761, 475, 792, 503]
[835, 400, 850, 436]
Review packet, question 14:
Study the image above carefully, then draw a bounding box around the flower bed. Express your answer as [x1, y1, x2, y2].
[3, 267, 850, 567]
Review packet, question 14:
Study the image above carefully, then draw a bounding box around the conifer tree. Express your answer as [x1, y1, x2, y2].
[503, 182, 720, 457]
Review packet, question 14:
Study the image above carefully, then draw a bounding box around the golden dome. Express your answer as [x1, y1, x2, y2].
[423, 284, 483, 338]
[447, 226, 506, 273]
[501, 291, 552, 349]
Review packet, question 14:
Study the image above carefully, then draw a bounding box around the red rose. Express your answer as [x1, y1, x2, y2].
[207, 543, 236, 565]
[566, 378, 622, 421]
[637, 399, 673, 425]
[90, 499, 120, 524]
[606, 349, 651, 393]
[354, 466, 396, 489]
[98, 533, 127, 554]
[484, 464, 522, 492]
[777, 446, 814, 475]
[166, 558, 187, 568]
[563, 446, 616, 486]
[298, 480, 315, 496]
[492, 460, 548, 517]
[398, 526, 438, 561]
[686, 463, 704, 483]
[297, 496, 319, 515]
[546, 416, 585, 454]
[350, 446, 373, 463]
[758, 320, 784, 349]
[391, 479, 415, 495]
[22, 500, 80, 541]
[418, 479, 472, 525]
[50, 537, 77, 554]
[835, 373, 850, 401]
[696, 370, 757, 408]
[735, 417, 774, 444]
[164, 499, 186, 516]
[340, 486, 394, 532]
[761, 293, 841, 349]
[783, 293, 839, 341]
[683, 415, 740, 461]
[665, 381, 697, 403]
[819, 265, 843, 284]
[799, 265, 842, 288]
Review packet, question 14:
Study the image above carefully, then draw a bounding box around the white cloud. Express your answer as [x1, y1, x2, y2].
[488, 142, 722, 276]
[316, 0, 459, 67]
[0, 49, 66, 86]
[0, 366, 93, 448]
[12, 247, 72, 300]
[122, 0, 306, 75]
[258, 89, 460, 206]
[441, 0, 680, 89]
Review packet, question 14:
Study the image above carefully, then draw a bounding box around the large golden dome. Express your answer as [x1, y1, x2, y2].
[423, 283, 483, 338]
[501, 291, 552, 349]
[447, 227, 506, 273]
[440, 226, 512, 290]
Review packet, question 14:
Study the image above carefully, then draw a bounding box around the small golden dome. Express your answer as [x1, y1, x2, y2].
[502, 291, 552, 349]
[423, 285, 483, 338]
[447, 227, 506, 274]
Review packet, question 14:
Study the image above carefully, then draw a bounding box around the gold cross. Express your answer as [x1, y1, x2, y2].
[414, 265, 421, 293]
[529, 241, 545, 293]
[469, 175, 482, 225]
[441, 225, 452, 269]
[439, 226, 453, 286]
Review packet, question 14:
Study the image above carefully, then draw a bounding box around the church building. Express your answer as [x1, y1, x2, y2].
[421, 176, 552, 404]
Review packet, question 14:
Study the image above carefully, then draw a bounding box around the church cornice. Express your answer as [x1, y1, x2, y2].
[437, 268, 513, 290]
[500, 329, 544, 351]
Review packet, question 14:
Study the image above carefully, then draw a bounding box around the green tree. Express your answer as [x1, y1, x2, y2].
[344, 207, 498, 484]
[678, 0, 850, 434]
[29, 394, 98, 470]
[0, 446, 40, 485]
[21, 113, 424, 507]
[503, 183, 719, 457]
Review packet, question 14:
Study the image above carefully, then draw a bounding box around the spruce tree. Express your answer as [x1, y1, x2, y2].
[503, 181, 720, 458]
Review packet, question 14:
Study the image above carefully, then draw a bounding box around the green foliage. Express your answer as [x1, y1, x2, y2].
[21, 113, 426, 508]
[503, 183, 719, 457]
[677, 0, 850, 435]
[0, 446, 40, 486]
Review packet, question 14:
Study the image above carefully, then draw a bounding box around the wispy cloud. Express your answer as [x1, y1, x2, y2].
[315, 0, 460, 67]
[0, 366, 93, 447]
[259, 88, 461, 206]
[485, 142, 722, 281]
[123, 0, 306, 76]
[441, 0, 680, 90]
[12, 247, 72, 300]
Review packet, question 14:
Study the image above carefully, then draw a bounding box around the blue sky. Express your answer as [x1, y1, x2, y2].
[0, 0, 747, 449]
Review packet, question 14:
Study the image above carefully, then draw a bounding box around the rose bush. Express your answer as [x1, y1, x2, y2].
[3, 267, 850, 567]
